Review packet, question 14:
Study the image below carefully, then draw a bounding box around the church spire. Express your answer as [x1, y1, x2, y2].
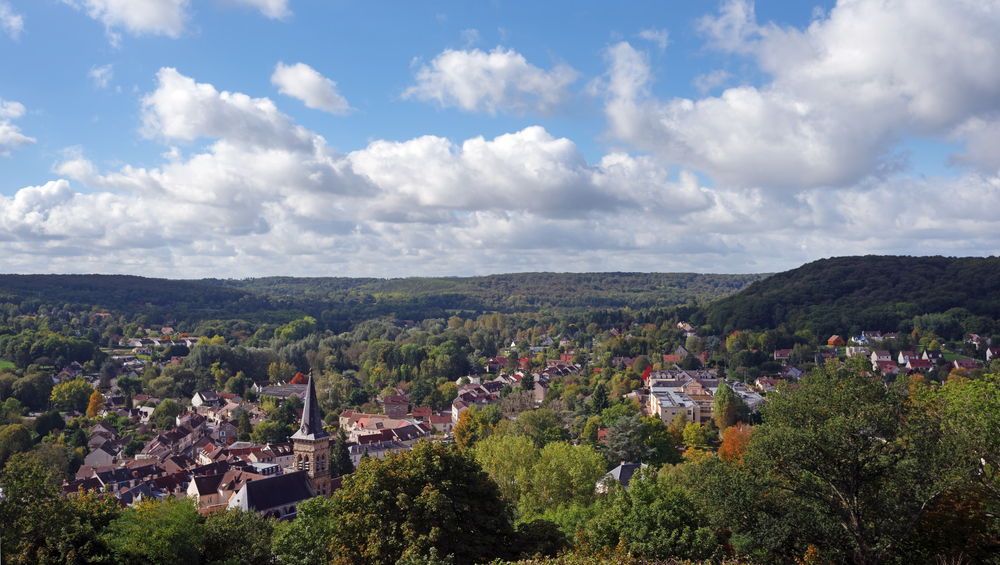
[292, 370, 329, 440]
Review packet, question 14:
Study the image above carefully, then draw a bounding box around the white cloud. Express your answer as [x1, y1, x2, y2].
[637, 27, 669, 51]
[3, 67, 998, 277]
[271, 62, 352, 115]
[61, 0, 190, 45]
[0, 97, 34, 157]
[0, 1, 24, 40]
[0, 121, 35, 156]
[141, 67, 314, 150]
[403, 47, 580, 116]
[0, 98, 25, 119]
[226, 0, 291, 19]
[89, 64, 113, 88]
[598, 0, 1000, 189]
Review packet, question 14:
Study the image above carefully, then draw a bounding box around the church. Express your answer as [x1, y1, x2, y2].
[228, 372, 334, 519]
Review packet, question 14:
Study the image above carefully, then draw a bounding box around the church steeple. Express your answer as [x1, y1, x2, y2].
[291, 370, 332, 496]
[292, 371, 329, 441]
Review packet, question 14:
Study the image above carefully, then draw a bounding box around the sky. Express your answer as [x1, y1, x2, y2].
[1, 0, 999, 279]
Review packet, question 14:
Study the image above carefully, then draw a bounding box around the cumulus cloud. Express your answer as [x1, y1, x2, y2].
[4, 66, 999, 277]
[0, 1, 24, 40]
[89, 64, 113, 88]
[271, 62, 352, 115]
[598, 0, 1000, 188]
[61, 0, 190, 45]
[0, 97, 34, 157]
[0, 98, 25, 119]
[403, 47, 580, 115]
[141, 67, 315, 150]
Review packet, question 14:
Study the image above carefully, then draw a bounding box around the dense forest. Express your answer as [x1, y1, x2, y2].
[703, 255, 1000, 338]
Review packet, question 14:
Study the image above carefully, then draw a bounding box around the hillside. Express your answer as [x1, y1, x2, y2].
[702, 255, 1000, 338]
[198, 272, 768, 312]
[0, 272, 766, 333]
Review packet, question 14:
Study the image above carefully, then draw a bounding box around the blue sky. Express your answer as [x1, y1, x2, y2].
[0, 0, 998, 278]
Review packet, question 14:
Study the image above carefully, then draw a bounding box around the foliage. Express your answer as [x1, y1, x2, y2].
[86, 390, 104, 418]
[50, 378, 94, 412]
[737, 358, 973, 565]
[474, 434, 539, 506]
[102, 498, 204, 564]
[201, 507, 276, 565]
[582, 469, 721, 561]
[327, 440, 518, 565]
[272, 495, 338, 565]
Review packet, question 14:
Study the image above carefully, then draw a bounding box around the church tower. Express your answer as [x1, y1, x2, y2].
[292, 372, 332, 497]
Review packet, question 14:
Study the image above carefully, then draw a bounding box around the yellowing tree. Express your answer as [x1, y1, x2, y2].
[86, 390, 104, 418]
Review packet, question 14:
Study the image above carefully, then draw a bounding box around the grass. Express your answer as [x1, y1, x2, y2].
[0, 360, 14, 370]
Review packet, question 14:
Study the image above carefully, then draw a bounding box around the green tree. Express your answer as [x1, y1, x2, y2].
[33, 410, 64, 438]
[152, 398, 183, 429]
[50, 377, 95, 412]
[681, 422, 707, 451]
[516, 408, 566, 448]
[327, 441, 518, 565]
[251, 420, 291, 444]
[237, 410, 252, 442]
[272, 496, 338, 565]
[582, 468, 720, 561]
[741, 358, 971, 565]
[473, 434, 539, 507]
[523, 441, 606, 517]
[0, 424, 32, 467]
[605, 414, 652, 465]
[590, 382, 610, 413]
[0, 453, 120, 563]
[330, 428, 353, 477]
[641, 416, 682, 466]
[713, 381, 737, 430]
[103, 498, 204, 564]
[520, 374, 536, 392]
[201, 507, 276, 565]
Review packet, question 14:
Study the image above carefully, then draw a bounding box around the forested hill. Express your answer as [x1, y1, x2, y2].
[198, 272, 767, 312]
[0, 272, 765, 332]
[702, 255, 1000, 338]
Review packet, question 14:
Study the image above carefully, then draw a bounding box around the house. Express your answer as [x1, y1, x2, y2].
[596, 463, 648, 493]
[875, 361, 899, 375]
[411, 406, 432, 422]
[428, 414, 452, 434]
[988, 348, 1000, 362]
[845, 347, 869, 359]
[192, 390, 221, 407]
[898, 351, 918, 365]
[954, 358, 980, 371]
[862, 331, 883, 342]
[906, 358, 934, 372]
[922, 350, 943, 362]
[827, 335, 845, 347]
[84, 442, 121, 467]
[213, 420, 239, 444]
[382, 395, 409, 419]
[773, 349, 792, 362]
[870, 350, 892, 364]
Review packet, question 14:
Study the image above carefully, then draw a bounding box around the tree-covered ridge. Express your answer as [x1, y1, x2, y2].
[199, 272, 768, 312]
[702, 255, 1000, 337]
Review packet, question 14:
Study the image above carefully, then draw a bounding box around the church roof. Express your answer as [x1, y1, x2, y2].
[291, 372, 330, 441]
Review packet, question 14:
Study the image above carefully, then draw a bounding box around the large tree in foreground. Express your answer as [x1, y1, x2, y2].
[743, 358, 972, 565]
[327, 440, 518, 565]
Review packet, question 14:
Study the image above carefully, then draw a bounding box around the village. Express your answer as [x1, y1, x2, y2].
[51, 319, 992, 522]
